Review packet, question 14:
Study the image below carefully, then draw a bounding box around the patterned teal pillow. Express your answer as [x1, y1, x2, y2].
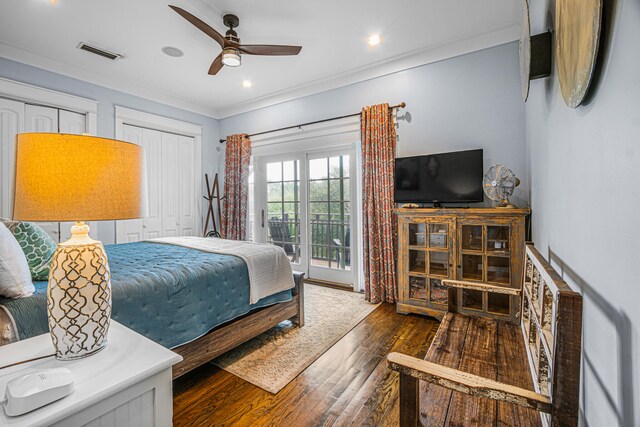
[11, 222, 57, 281]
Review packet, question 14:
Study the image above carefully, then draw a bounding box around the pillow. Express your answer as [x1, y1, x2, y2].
[11, 222, 57, 281]
[0, 223, 34, 298]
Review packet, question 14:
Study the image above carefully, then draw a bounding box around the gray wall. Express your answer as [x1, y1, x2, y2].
[526, 1, 640, 425]
[220, 42, 528, 207]
[0, 56, 220, 244]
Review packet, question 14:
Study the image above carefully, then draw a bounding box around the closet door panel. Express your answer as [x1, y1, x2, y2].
[161, 133, 180, 237]
[116, 125, 143, 243]
[0, 98, 25, 218]
[178, 136, 196, 237]
[25, 104, 59, 242]
[58, 110, 94, 242]
[142, 129, 162, 239]
[58, 110, 86, 134]
[26, 104, 58, 132]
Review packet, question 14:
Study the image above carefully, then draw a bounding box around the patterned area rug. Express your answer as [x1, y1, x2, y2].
[213, 284, 379, 394]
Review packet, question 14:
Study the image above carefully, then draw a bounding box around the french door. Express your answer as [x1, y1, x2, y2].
[255, 150, 356, 287]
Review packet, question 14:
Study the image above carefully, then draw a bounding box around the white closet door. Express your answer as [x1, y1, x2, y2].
[0, 98, 25, 219]
[161, 132, 180, 237]
[178, 135, 196, 236]
[58, 110, 93, 242]
[116, 125, 144, 243]
[58, 110, 86, 134]
[26, 104, 58, 133]
[141, 128, 162, 239]
[25, 104, 60, 242]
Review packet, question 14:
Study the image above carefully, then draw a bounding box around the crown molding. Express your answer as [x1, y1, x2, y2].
[0, 41, 221, 118]
[0, 19, 519, 122]
[217, 23, 520, 118]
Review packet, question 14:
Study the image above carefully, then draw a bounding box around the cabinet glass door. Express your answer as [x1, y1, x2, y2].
[456, 221, 515, 314]
[405, 218, 454, 306]
[459, 222, 513, 286]
[426, 221, 453, 306]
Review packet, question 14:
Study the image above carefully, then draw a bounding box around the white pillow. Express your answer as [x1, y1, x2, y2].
[0, 222, 35, 298]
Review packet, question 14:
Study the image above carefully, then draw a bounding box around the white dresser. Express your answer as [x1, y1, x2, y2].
[0, 321, 182, 427]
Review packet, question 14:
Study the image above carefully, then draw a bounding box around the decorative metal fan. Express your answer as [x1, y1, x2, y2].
[169, 6, 302, 76]
[483, 165, 520, 208]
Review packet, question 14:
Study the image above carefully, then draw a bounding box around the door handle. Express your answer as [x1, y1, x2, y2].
[261, 210, 265, 228]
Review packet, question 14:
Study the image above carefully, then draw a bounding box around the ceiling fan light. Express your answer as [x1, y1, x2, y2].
[222, 48, 241, 67]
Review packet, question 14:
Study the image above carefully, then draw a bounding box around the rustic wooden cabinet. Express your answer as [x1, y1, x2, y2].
[396, 208, 530, 323]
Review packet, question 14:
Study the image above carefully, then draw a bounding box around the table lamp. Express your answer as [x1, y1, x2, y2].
[12, 133, 146, 360]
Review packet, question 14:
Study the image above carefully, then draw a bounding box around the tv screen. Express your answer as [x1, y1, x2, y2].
[394, 149, 484, 204]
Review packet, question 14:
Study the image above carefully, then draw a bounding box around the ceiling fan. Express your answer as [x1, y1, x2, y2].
[169, 5, 302, 75]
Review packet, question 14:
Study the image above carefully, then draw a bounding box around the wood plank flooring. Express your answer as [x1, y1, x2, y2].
[173, 303, 440, 427]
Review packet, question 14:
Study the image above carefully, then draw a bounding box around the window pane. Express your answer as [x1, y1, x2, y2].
[329, 156, 341, 178]
[283, 202, 296, 217]
[342, 155, 350, 177]
[267, 202, 282, 217]
[310, 202, 329, 216]
[267, 182, 282, 202]
[266, 162, 282, 182]
[282, 160, 296, 181]
[343, 178, 350, 201]
[283, 182, 297, 202]
[329, 179, 342, 201]
[309, 180, 328, 201]
[309, 158, 328, 179]
[330, 202, 343, 215]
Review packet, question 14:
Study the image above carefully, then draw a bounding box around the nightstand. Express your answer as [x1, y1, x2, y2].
[0, 321, 182, 426]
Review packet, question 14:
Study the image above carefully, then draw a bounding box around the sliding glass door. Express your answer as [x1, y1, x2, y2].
[307, 152, 354, 285]
[255, 150, 356, 287]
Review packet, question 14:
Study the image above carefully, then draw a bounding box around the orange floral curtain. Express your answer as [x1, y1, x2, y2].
[222, 134, 251, 240]
[361, 103, 397, 303]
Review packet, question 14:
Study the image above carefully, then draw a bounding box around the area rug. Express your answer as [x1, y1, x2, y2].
[213, 284, 379, 394]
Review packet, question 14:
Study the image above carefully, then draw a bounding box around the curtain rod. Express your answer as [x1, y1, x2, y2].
[219, 102, 406, 143]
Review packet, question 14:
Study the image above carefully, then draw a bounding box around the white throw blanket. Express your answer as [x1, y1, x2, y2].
[150, 237, 295, 304]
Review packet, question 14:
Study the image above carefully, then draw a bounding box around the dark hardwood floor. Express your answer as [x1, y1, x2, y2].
[173, 303, 440, 427]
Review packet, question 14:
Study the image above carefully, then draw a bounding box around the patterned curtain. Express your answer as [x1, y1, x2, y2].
[222, 134, 251, 240]
[361, 103, 398, 303]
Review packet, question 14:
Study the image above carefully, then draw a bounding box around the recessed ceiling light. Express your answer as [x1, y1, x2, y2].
[161, 46, 184, 58]
[368, 34, 382, 46]
[242, 80, 253, 88]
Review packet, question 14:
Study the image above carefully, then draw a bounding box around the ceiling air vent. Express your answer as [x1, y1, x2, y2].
[76, 42, 122, 60]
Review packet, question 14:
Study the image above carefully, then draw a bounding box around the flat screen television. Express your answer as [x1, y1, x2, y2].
[394, 149, 484, 204]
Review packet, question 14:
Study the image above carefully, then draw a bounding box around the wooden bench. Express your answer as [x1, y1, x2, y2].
[388, 244, 582, 426]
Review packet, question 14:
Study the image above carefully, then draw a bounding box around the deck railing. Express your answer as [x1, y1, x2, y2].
[267, 214, 350, 268]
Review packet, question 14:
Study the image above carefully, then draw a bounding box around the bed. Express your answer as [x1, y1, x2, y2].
[0, 239, 305, 378]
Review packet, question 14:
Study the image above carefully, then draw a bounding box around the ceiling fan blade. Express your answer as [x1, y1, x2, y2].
[238, 44, 302, 56]
[169, 5, 226, 49]
[208, 54, 224, 75]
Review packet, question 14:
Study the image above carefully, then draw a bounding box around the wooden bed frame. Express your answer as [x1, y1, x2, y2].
[171, 271, 305, 379]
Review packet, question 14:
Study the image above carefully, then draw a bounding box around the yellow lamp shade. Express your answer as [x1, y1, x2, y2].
[13, 133, 147, 222]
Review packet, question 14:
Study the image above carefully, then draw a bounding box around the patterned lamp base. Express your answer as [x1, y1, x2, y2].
[47, 222, 112, 360]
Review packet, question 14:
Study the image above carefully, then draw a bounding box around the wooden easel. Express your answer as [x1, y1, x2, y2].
[203, 173, 223, 237]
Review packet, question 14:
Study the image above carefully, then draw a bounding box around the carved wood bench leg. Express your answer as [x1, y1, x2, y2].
[399, 372, 419, 427]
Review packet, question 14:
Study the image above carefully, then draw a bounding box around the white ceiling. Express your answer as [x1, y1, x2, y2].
[0, 0, 519, 118]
